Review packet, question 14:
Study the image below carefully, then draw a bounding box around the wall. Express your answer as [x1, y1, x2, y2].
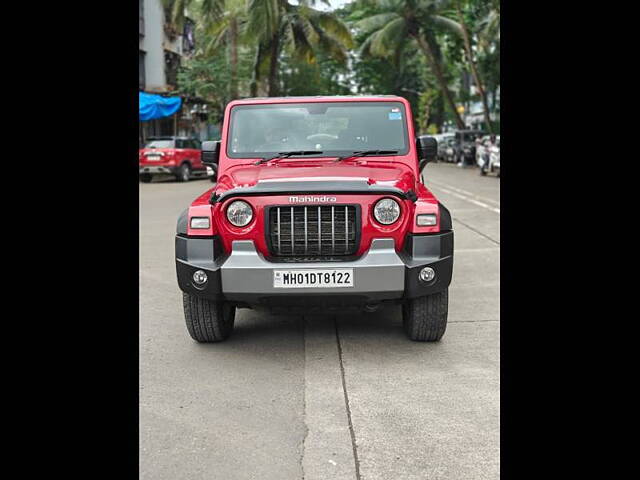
[140, 0, 166, 92]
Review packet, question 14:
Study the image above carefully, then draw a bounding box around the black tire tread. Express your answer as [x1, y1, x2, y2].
[183, 293, 235, 342]
[177, 163, 190, 182]
[402, 289, 448, 342]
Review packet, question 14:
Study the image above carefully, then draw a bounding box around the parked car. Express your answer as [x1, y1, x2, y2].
[434, 133, 454, 162]
[175, 95, 454, 342]
[139, 136, 208, 183]
[479, 135, 500, 177]
[452, 130, 484, 166]
[441, 137, 457, 163]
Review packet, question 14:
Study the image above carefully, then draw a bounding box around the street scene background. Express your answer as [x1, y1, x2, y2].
[139, 0, 499, 143]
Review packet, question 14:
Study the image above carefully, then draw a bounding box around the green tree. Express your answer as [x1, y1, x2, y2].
[434, 0, 493, 132]
[247, 0, 354, 96]
[354, 0, 466, 129]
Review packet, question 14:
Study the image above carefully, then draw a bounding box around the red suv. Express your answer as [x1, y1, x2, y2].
[139, 136, 207, 183]
[175, 96, 453, 342]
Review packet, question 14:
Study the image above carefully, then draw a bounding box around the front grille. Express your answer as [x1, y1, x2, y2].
[268, 205, 358, 257]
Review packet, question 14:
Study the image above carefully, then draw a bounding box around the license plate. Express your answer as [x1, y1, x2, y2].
[146, 155, 161, 161]
[273, 269, 354, 288]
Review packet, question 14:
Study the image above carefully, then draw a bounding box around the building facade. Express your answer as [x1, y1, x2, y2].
[139, 0, 198, 145]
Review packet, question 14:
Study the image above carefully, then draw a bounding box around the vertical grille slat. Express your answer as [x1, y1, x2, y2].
[269, 205, 357, 257]
[290, 207, 294, 254]
[345, 206, 348, 251]
[331, 206, 335, 254]
[277, 208, 281, 254]
[317, 206, 321, 252]
[304, 207, 308, 252]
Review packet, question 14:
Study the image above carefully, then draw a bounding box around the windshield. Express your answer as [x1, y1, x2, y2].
[227, 102, 409, 158]
[145, 140, 174, 148]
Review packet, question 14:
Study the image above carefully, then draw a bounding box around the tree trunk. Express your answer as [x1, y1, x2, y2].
[267, 33, 280, 97]
[229, 17, 239, 100]
[414, 33, 465, 129]
[250, 43, 265, 97]
[456, 2, 492, 133]
[433, 96, 444, 132]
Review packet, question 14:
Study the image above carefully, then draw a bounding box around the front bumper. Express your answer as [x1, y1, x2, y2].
[176, 232, 453, 311]
[139, 165, 178, 175]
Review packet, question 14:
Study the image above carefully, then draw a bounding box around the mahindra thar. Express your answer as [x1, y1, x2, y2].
[175, 96, 453, 342]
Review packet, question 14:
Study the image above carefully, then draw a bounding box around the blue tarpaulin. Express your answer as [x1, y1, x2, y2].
[139, 92, 182, 121]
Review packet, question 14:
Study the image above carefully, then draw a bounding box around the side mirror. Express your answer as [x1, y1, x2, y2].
[417, 136, 437, 170]
[201, 140, 220, 166]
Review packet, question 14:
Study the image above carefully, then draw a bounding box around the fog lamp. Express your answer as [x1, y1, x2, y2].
[193, 270, 208, 285]
[419, 267, 436, 283]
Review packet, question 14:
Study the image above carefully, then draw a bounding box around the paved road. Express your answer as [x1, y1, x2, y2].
[140, 162, 499, 480]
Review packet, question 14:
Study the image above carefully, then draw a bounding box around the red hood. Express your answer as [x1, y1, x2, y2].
[216, 159, 418, 194]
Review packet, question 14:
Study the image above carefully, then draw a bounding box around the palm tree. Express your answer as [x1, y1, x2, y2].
[431, 0, 494, 132]
[356, 0, 465, 129]
[201, 0, 246, 99]
[166, 0, 243, 99]
[247, 0, 354, 96]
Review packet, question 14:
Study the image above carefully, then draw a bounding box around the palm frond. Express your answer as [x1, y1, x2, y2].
[304, 8, 354, 48]
[355, 12, 400, 35]
[200, 0, 224, 20]
[287, 18, 317, 64]
[430, 15, 463, 37]
[369, 17, 406, 57]
[204, 15, 231, 54]
[247, 0, 281, 41]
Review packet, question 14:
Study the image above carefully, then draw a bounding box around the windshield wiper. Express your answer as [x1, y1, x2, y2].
[254, 151, 323, 166]
[334, 150, 398, 162]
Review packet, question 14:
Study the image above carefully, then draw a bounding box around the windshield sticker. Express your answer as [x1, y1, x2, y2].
[388, 111, 402, 120]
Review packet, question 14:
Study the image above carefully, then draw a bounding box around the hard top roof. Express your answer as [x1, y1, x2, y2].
[228, 95, 407, 105]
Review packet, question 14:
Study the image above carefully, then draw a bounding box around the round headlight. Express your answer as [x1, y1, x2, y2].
[374, 198, 400, 225]
[226, 200, 253, 227]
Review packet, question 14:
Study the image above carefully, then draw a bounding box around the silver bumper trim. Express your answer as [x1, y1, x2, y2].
[140, 166, 173, 174]
[220, 238, 405, 296]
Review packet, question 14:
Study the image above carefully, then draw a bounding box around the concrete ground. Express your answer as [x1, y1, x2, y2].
[139, 162, 499, 480]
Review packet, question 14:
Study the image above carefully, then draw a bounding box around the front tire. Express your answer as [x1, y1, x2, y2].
[402, 290, 448, 342]
[183, 293, 235, 342]
[177, 163, 191, 182]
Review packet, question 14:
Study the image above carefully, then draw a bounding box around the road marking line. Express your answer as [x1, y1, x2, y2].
[428, 179, 500, 206]
[455, 247, 500, 253]
[431, 185, 500, 214]
[427, 180, 500, 210]
[453, 218, 500, 245]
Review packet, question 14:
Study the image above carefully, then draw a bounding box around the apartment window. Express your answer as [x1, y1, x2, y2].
[164, 50, 181, 88]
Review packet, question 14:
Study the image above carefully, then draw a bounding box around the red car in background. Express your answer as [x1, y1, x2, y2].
[139, 136, 209, 183]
